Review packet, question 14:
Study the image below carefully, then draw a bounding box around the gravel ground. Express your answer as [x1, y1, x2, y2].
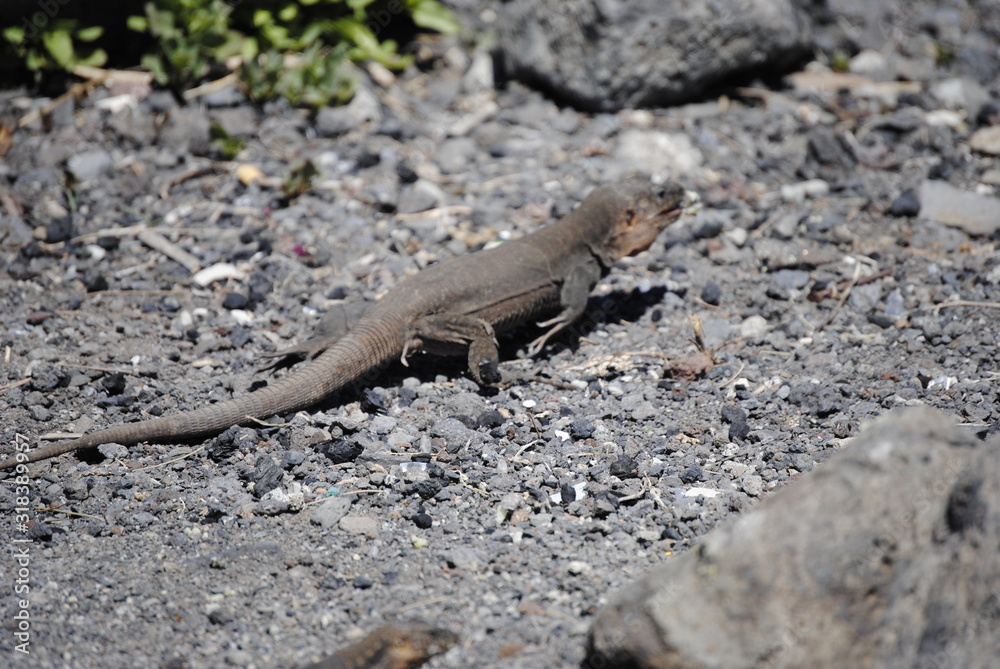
[1, 4, 999, 668]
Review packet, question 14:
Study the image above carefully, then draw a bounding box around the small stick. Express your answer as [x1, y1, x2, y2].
[818, 263, 862, 330]
[134, 446, 206, 471]
[0, 378, 30, 392]
[715, 361, 747, 390]
[160, 165, 228, 199]
[395, 205, 473, 222]
[183, 73, 239, 100]
[137, 229, 203, 273]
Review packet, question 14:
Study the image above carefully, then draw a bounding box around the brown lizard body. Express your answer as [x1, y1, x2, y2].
[301, 621, 458, 669]
[0, 178, 686, 470]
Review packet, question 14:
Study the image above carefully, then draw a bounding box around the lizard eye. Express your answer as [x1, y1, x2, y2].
[654, 186, 670, 201]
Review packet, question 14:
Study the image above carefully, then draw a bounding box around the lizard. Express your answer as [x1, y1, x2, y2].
[301, 621, 458, 669]
[0, 177, 688, 470]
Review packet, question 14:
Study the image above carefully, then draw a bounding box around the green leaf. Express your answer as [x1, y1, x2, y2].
[241, 36, 259, 62]
[146, 6, 175, 39]
[26, 49, 43, 71]
[278, 4, 298, 22]
[141, 52, 169, 85]
[333, 17, 410, 69]
[42, 30, 74, 69]
[3, 27, 25, 45]
[75, 26, 104, 42]
[77, 48, 108, 68]
[253, 9, 273, 28]
[408, 0, 460, 35]
[347, 0, 378, 20]
[126, 16, 148, 32]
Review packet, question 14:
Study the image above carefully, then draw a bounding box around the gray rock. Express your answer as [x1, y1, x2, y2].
[588, 407, 1000, 668]
[848, 48, 893, 81]
[754, 238, 839, 270]
[158, 108, 211, 155]
[883, 288, 905, 317]
[969, 125, 1000, 156]
[397, 179, 446, 214]
[315, 85, 381, 136]
[442, 546, 481, 571]
[310, 495, 354, 529]
[610, 130, 704, 178]
[498, 0, 812, 111]
[930, 77, 991, 118]
[210, 106, 260, 137]
[97, 443, 129, 461]
[766, 269, 810, 300]
[369, 415, 397, 435]
[435, 136, 477, 174]
[338, 514, 380, 538]
[699, 318, 731, 350]
[201, 83, 246, 107]
[109, 107, 157, 145]
[67, 149, 114, 182]
[770, 212, 802, 240]
[919, 179, 1000, 236]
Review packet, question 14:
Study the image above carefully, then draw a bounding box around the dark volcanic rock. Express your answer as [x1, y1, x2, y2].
[498, 0, 813, 111]
[588, 407, 1000, 669]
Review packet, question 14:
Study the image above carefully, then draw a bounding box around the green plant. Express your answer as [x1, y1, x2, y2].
[209, 122, 246, 160]
[236, 0, 459, 106]
[126, 0, 249, 91]
[830, 49, 851, 73]
[283, 158, 319, 198]
[3, 19, 106, 75]
[3, 0, 460, 107]
[241, 42, 355, 107]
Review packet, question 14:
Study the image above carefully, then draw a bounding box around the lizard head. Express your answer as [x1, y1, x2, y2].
[600, 177, 688, 261]
[383, 621, 459, 667]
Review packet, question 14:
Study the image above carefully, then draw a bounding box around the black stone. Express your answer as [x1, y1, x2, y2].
[569, 418, 595, 439]
[560, 482, 577, 504]
[251, 455, 283, 498]
[101, 372, 127, 395]
[412, 480, 442, 500]
[476, 409, 504, 429]
[609, 454, 639, 479]
[84, 270, 108, 293]
[887, 189, 920, 217]
[679, 465, 703, 484]
[222, 292, 249, 310]
[701, 282, 722, 306]
[360, 388, 388, 414]
[319, 439, 364, 464]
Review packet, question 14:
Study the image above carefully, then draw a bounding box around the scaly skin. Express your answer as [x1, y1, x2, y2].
[0, 178, 686, 470]
[301, 621, 458, 669]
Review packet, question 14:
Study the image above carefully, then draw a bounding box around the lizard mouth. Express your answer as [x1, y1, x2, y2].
[657, 190, 700, 221]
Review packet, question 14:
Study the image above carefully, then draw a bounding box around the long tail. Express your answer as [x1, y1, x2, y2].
[0, 320, 403, 470]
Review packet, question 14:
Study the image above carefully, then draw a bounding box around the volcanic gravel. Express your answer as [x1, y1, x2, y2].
[1, 4, 999, 668]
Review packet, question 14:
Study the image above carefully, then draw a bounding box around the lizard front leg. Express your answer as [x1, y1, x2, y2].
[406, 313, 502, 385]
[527, 259, 601, 356]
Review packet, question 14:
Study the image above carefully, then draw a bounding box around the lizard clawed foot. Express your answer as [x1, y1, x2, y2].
[476, 358, 502, 385]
